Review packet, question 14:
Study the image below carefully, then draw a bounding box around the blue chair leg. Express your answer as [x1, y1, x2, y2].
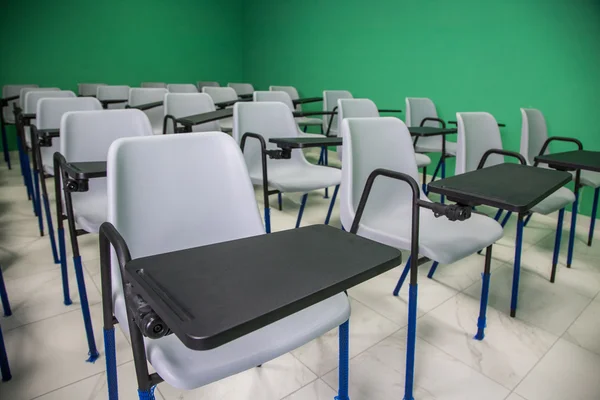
[295, 194, 308, 228]
[264, 207, 271, 234]
[510, 214, 525, 318]
[501, 211, 513, 228]
[318, 147, 325, 165]
[277, 193, 282, 211]
[426, 261, 439, 279]
[551, 208, 565, 283]
[58, 228, 72, 305]
[588, 187, 598, 247]
[335, 320, 350, 400]
[137, 386, 157, 400]
[421, 166, 427, 194]
[429, 157, 443, 185]
[325, 185, 339, 225]
[567, 190, 579, 268]
[105, 327, 119, 400]
[42, 193, 59, 264]
[0, 324, 11, 382]
[475, 245, 493, 340]
[403, 282, 418, 400]
[0, 267, 11, 317]
[73, 256, 99, 362]
[392, 256, 411, 296]
[493, 209, 503, 221]
[523, 213, 533, 227]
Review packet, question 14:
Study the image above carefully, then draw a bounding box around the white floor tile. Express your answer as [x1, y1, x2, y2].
[281, 379, 337, 400]
[515, 339, 600, 400]
[417, 293, 557, 389]
[563, 297, 600, 357]
[463, 265, 591, 336]
[292, 298, 399, 376]
[322, 329, 509, 400]
[505, 393, 527, 400]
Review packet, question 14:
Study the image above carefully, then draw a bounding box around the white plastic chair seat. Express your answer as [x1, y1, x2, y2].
[415, 153, 431, 168]
[579, 171, 600, 188]
[530, 187, 575, 215]
[357, 205, 503, 265]
[219, 117, 233, 132]
[73, 193, 107, 233]
[415, 140, 457, 155]
[295, 116, 322, 126]
[113, 292, 348, 390]
[250, 163, 341, 193]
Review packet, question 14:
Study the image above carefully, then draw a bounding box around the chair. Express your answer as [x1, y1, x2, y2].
[0, 264, 12, 382]
[233, 102, 341, 233]
[55, 109, 153, 362]
[197, 81, 220, 91]
[2, 84, 38, 169]
[202, 87, 237, 132]
[337, 98, 432, 180]
[167, 84, 198, 93]
[228, 83, 254, 97]
[78, 83, 106, 97]
[270, 86, 322, 132]
[253, 91, 316, 136]
[163, 93, 219, 134]
[99, 132, 350, 399]
[128, 88, 168, 135]
[141, 82, 167, 89]
[24, 90, 76, 242]
[405, 97, 457, 189]
[96, 86, 130, 109]
[521, 108, 600, 247]
[323, 90, 353, 137]
[456, 112, 574, 314]
[340, 116, 502, 399]
[34, 97, 103, 279]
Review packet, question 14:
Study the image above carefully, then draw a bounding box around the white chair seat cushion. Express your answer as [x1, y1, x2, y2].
[250, 163, 341, 193]
[219, 117, 233, 132]
[73, 194, 107, 233]
[530, 187, 575, 215]
[415, 141, 457, 156]
[357, 206, 503, 265]
[114, 293, 349, 390]
[415, 153, 431, 168]
[580, 171, 600, 188]
[295, 116, 322, 126]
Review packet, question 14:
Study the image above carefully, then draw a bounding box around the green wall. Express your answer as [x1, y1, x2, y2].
[0, 0, 243, 147]
[242, 0, 600, 216]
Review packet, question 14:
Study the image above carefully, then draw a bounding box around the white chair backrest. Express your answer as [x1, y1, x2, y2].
[405, 97, 439, 128]
[455, 112, 504, 175]
[405, 97, 443, 148]
[78, 83, 106, 97]
[323, 90, 353, 133]
[37, 97, 103, 170]
[96, 86, 130, 109]
[128, 88, 168, 135]
[141, 82, 167, 89]
[520, 108, 549, 165]
[25, 90, 76, 115]
[340, 117, 424, 231]
[253, 91, 295, 112]
[107, 132, 264, 299]
[270, 86, 300, 110]
[197, 81, 220, 90]
[203, 86, 238, 104]
[61, 109, 153, 214]
[228, 83, 254, 96]
[164, 93, 219, 133]
[20, 87, 59, 109]
[167, 84, 198, 93]
[3, 85, 38, 123]
[233, 101, 309, 177]
[336, 98, 380, 161]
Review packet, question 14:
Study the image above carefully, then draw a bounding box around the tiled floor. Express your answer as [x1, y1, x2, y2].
[1, 151, 599, 400]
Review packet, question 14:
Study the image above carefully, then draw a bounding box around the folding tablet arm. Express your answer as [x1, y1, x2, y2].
[533, 137, 583, 168]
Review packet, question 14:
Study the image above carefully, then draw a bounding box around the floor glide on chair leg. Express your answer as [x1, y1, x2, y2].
[475, 245, 493, 340]
[426, 261, 439, 279]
